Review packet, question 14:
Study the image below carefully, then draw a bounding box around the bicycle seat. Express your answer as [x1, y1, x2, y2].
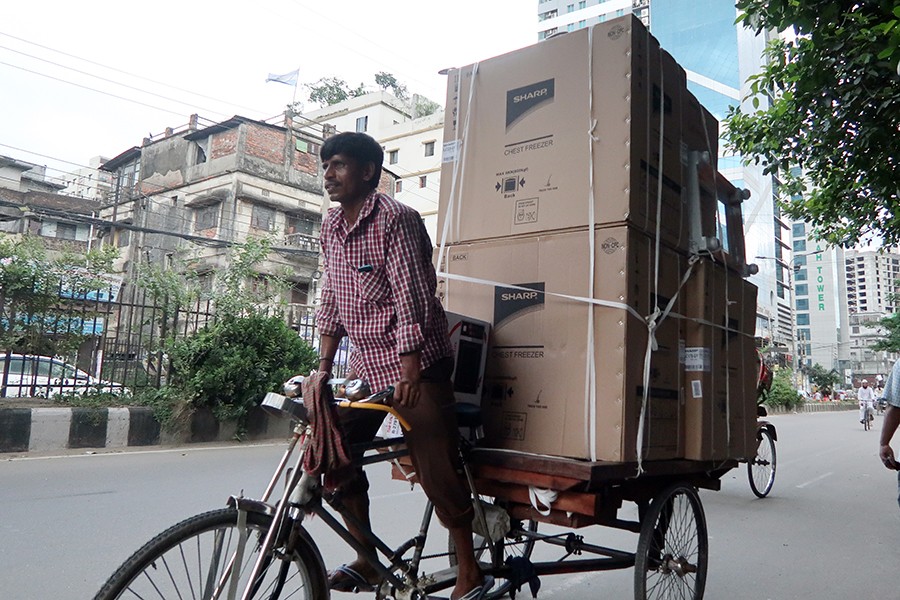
[455, 402, 482, 429]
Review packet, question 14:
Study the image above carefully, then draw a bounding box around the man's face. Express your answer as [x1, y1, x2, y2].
[322, 153, 374, 206]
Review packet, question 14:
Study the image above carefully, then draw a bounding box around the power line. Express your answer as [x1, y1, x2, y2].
[0, 30, 269, 118]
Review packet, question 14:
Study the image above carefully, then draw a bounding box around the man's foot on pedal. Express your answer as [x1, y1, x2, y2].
[328, 563, 379, 593]
[452, 575, 495, 600]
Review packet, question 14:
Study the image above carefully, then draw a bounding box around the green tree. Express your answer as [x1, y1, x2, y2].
[0, 234, 118, 356]
[412, 95, 441, 118]
[726, 1, 900, 247]
[807, 363, 842, 396]
[765, 367, 803, 410]
[374, 71, 408, 101]
[871, 311, 900, 352]
[166, 314, 317, 425]
[306, 77, 366, 106]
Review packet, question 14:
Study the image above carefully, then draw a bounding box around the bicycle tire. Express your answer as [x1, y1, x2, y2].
[747, 427, 777, 498]
[93, 507, 328, 600]
[448, 500, 538, 599]
[634, 482, 708, 600]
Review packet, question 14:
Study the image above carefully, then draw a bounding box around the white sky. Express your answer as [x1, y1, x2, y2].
[0, 0, 537, 185]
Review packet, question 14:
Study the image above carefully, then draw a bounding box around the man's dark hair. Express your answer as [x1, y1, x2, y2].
[320, 132, 383, 190]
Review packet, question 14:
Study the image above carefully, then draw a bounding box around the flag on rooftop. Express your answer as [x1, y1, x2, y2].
[266, 69, 299, 86]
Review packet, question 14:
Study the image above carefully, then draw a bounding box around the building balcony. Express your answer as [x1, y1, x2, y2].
[282, 232, 319, 253]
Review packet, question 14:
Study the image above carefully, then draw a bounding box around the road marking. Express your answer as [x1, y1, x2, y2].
[796, 472, 833, 489]
[4, 442, 285, 461]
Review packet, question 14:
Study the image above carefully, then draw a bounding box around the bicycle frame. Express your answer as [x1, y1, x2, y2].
[227, 410, 457, 599]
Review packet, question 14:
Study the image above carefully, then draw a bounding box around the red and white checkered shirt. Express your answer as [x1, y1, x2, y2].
[316, 191, 453, 393]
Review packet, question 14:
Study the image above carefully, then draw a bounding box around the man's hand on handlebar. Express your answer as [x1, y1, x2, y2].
[395, 352, 422, 409]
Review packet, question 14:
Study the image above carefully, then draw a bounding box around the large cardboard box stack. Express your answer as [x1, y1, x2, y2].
[438, 226, 684, 462]
[436, 15, 755, 464]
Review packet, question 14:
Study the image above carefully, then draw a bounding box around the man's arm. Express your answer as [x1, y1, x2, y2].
[879, 404, 900, 470]
[317, 333, 342, 375]
[384, 211, 433, 407]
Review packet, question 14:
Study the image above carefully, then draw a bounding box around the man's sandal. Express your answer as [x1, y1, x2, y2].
[456, 575, 495, 600]
[328, 564, 378, 593]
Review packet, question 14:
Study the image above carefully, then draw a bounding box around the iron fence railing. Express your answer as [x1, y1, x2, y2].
[0, 283, 343, 399]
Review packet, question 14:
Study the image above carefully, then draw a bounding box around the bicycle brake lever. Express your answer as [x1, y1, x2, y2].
[364, 386, 395, 404]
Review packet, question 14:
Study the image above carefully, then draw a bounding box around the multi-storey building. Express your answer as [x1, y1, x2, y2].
[62, 155, 113, 202]
[534, 1, 791, 351]
[100, 113, 325, 325]
[0, 155, 104, 249]
[842, 248, 900, 383]
[790, 220, 847, 375]
[296, 91, 443, 238]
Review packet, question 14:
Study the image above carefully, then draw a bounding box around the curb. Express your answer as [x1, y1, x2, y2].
[0, 406, 294, 454]
[766, 402, 857, 415]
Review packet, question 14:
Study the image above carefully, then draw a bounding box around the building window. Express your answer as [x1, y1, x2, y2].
[116, 229, 130, 248]
[792, 222, 806, 237]
[795, 283, 809, 296]
[295, 138, 320, 155]
[388, 149, 399, 164]
[395, 180, 403, 194]
[355, 116, 368, 132]
[285, 213, 316, 236]
[291, 282, 310, 305]
[578, 0, 586, 7]
[795, 269, 808, 281]
[193, 139, 209, 164]
[251, 204, 275, 231]
[567, 3, 574, 12]
[797, 314, 810, 326]
[198, 272, 214, 296]
[419, 175, 427, 188]
[567, 23, 575, 32]
[194, 204, 219, 231]
[56, 223, 77, 240]
[578, 19, 586, 27]
[423, 141, 435, 157]
[793, 239, 807, 252]
[796, 298, 809, 311]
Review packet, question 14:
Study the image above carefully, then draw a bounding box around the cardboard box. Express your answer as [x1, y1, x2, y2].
[681, 258, 758, 461]
[438, 15, 689, 249]
[436, 225, 685, 462]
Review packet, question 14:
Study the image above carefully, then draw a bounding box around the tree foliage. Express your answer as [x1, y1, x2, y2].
[306, 76, 367, 106]
[726, 1, 900, 247]
[304, 72, 442, 116]
[765, 367, 804, 410]
[375, 71, 408, 100]
[166, 314, 317, 424]
[872, 311, 900, 352]
[807, 363, 842, 395]
[0, 234, 118, 356]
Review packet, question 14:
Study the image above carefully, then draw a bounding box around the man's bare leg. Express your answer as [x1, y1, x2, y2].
[331, 492, 380, 584]
[448, 524, 483, 600]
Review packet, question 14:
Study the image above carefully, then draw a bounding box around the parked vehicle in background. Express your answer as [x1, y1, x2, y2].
[0, 353, 129, 398]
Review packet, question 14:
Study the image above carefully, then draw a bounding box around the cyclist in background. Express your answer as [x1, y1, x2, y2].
[859, 379, 877, 424]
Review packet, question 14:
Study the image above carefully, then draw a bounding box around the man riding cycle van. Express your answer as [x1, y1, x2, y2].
[859, 379, 877, 424]
[314, 132, 489, 600]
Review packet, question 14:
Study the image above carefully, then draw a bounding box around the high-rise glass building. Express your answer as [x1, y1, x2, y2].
[535, 0, 791, 348]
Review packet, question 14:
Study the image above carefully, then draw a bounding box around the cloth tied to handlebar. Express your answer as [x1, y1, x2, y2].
[301, 370, 353, 488]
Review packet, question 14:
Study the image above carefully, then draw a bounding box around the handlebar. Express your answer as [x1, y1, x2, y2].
[266, 377, 411, 431]
[335, 385, 412, 431]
